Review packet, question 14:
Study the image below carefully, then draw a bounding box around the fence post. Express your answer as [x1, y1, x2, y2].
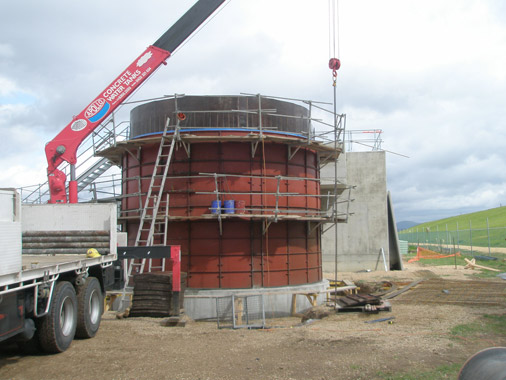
[446, 224, 449, 252]
[487, 217, 491, 257]
[453, 237, 457, 269]
[457, 221, 460, 251]
[469, 220, 473, 257]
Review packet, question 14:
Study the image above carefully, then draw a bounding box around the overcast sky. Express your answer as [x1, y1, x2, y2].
[1, 0, 506, 223]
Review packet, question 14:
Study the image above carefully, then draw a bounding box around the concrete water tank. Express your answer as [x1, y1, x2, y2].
[120, 95, 325, 289]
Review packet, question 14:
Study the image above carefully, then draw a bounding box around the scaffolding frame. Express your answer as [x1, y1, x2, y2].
[104, 94, 353, 298]
[119, 172, 351, 234]
[78, 95, 353, 266]
[18, 93, 377, 207]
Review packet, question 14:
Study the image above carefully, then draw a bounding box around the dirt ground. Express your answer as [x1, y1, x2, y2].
[420, 243, 506, 256]
[1, 261, 505, 380]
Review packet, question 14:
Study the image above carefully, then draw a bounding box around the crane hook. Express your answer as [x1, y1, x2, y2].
[329, 58, 341, 85]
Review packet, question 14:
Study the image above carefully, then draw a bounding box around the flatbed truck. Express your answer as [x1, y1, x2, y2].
[1, 0, 227, 353]
[0, 189, 119, 353]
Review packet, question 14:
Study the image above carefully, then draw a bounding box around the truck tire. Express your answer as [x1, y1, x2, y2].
[75, 277, 103, 339]
[38, 281, 77, 353]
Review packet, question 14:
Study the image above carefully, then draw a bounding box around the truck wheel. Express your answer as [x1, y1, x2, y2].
[38, 281, 77, 353]
[75, 277, 103, 339]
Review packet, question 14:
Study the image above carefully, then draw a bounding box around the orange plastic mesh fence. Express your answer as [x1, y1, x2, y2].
[408, 247, 462, 263]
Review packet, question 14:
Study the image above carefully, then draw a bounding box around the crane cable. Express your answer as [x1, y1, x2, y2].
[328, 0, 341, 304]
[328, 0, 341, 86]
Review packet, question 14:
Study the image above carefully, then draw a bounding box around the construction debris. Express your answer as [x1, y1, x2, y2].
[115, 308, 130, 319]
[464, 258, 500, 272]
[301, 305, 331, 322]
[335, 293, 392, 313]
[383, 279, 423, 300]
[365, 316, 395, 324]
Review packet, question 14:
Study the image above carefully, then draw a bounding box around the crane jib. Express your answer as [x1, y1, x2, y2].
[153, 0, 226, 53]
[45, 0, 227, 203]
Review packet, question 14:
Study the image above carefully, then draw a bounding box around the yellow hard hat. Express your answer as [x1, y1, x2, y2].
[86, 248, 101, 258]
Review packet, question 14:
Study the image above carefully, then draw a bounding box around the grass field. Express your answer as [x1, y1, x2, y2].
[399, 206, 506, 248]
[409, 206, 506, 231]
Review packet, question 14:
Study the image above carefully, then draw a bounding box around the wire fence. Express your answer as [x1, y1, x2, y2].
[216, 295, 266, 329]
[399, 225, 506, 258]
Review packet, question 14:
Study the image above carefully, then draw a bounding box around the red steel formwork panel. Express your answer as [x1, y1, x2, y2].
[124, 219, 322, 289]
[123, 134, 320, 216]
[122, 131, 322, 289]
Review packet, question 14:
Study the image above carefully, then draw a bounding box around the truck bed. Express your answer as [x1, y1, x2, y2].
[0, 253, 116, 291]
[23, 254, 90, 267]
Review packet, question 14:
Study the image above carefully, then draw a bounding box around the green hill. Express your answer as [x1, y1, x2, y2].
[398, 206, 506, 249]
[402, 206, 506, 232]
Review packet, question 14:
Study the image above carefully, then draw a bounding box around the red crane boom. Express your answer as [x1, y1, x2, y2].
[45, 0, 226, 203]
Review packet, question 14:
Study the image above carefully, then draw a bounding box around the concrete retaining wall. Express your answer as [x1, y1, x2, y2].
[321, 151, 389, 272]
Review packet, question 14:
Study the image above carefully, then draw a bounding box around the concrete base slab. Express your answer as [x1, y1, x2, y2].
[183, 280, 329, 320]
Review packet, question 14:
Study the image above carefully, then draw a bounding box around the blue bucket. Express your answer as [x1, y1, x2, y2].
[224, 200, 235, 214]
[211, 200, 222, 214]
